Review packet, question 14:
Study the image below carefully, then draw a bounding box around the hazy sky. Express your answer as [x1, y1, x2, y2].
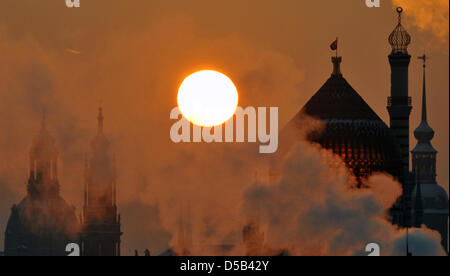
[0, 0, 448, 255]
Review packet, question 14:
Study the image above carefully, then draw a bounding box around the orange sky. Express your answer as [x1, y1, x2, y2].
[0, 0, 448, 255]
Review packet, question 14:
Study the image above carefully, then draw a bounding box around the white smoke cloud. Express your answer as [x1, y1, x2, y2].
[243, 141, 446, 256]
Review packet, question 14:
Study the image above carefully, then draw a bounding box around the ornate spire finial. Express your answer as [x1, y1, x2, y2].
[418, 53, 429, 68]
[396, 7, 403, 24]
[389, 7, 411, 54]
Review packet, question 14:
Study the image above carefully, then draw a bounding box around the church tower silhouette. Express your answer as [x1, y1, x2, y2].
[81, 107, 122, 256]
[411, 55, 449, 253]
[4, 115, 79, 256]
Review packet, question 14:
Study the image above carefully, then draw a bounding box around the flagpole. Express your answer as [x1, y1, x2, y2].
[336, 37, 338, 58]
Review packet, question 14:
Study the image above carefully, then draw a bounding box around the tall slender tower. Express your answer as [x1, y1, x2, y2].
[387, 7, 412, 176]
[81, 107, 122, 256]
[387, 7, 413, 228]
[411, 55, 449, 253]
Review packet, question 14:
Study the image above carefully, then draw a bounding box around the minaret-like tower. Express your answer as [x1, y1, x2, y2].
[411, 55, 449, 253]
[387, 7, 413, 229]
[387, 7, 412, 176]
[81, 107, 122, 256]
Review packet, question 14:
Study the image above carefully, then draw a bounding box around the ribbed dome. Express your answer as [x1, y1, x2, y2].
[286, 57, 401, 186]
[388, 7, 411, 54]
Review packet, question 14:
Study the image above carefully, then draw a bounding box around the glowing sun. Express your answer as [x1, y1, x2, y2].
[177, 70, 239, 127]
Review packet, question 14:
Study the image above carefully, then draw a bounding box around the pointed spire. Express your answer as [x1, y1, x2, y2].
[414, 54, 434, 147]
[413, 54, 435, 146]
[418, 54, 429, 123]
[91, 105, 110, 150]
[412, 53, 438, 186]
[421, 67, 427, 122]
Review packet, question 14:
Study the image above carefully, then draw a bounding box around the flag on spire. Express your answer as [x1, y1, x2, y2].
[330, 38, 338, 51]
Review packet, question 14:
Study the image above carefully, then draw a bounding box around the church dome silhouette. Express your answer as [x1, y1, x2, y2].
[4, 118, 79, 256]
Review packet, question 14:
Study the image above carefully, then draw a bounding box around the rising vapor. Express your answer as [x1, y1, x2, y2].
[243, 140, 447, 256]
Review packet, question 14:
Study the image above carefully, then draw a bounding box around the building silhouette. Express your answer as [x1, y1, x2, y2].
[80, 107, 122, 256]
[411, 55, 448, 252]
[2, 108, 123, 256]
[3, 117, 79, 256]
[387, 9, 448, 253]
[387, 7, 413, 176]
[278, 7, 448, 254]
[386, 7, 415, 229]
